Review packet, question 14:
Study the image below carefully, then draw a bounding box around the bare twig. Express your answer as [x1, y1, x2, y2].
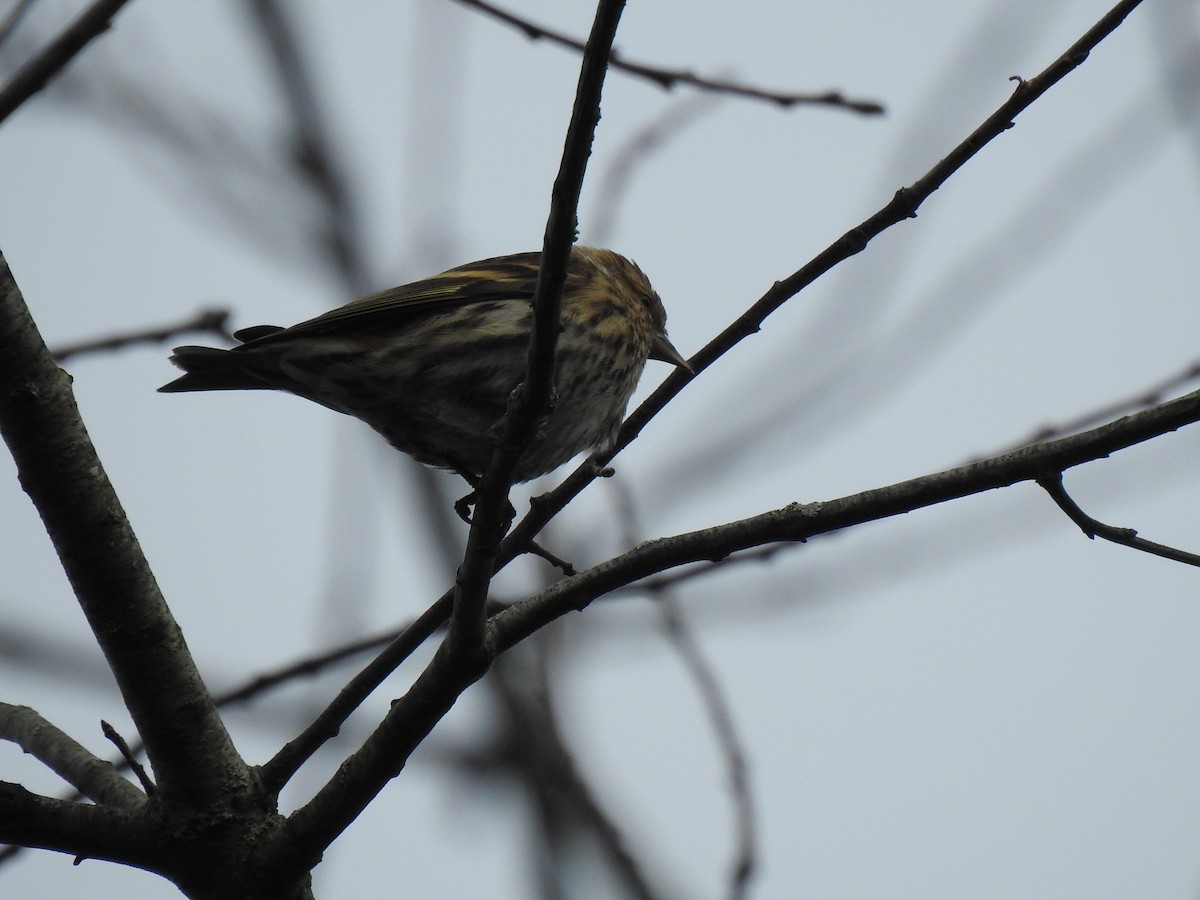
[451, 0, 885, 115]
[51, 307, 233, 362]
[1037, 472, 1200, 568]
[100, 720, 154, 795]
[524, 541, 578, 575]
[217, 627, 397, 708]
[0, 0, 132, 124]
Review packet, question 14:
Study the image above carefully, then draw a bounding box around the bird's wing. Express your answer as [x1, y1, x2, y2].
[239, 252, 566, 345]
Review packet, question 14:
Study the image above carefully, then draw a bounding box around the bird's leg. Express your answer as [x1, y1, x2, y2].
[453, 473, 516, 527]
[453, 470, 480, 523]
[453, 489, 477, 524]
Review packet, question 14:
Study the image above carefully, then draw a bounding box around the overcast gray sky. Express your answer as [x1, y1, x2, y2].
[3, 1, 1200, 897]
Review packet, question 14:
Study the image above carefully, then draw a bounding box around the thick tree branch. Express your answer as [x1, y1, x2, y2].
[0, 0, 133, 124]
[0, 782, 150, 867]
[0, 249, 249, 808]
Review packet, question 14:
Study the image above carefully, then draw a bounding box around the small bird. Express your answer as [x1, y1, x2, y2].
[160, 246, 689, 485]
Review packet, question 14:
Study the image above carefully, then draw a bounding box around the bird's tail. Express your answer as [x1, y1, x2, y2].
[158, 346, 275, 393]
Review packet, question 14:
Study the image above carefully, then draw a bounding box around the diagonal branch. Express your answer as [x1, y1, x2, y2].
[502, 0, 1149, 560]
[0, 704, 145, 809]
[490, 382, 1200, 651]
[0, 249, 249, 808]
[451, 0, 884, 115]
[0, 0, 133, 124]
[258, 595, 452, 792]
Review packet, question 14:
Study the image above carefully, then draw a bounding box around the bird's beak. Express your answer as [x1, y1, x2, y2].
[650, 332, 693, 374]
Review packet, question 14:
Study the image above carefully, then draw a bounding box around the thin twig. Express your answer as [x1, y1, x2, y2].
[524, 540, 578, 575]
[1037, 472, 1200, 567]
[0, 0, 132, 124]
[217, 627, 398, 707]
[452, 0, 884, 115]
[100, 720, 154, 795]
[51, 308, 233, 362]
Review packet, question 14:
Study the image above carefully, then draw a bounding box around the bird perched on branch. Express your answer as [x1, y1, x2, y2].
[160, 246, 689, 486]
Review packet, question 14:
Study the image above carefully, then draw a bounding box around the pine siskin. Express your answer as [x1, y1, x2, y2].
[160, 246, 689, 484]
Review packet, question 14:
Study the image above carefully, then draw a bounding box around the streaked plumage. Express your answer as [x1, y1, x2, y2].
[160, 246, 688, 483]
